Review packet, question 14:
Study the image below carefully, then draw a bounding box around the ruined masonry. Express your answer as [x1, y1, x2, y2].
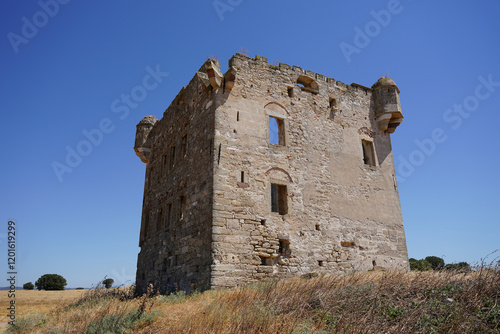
[134, 53, 408, 294]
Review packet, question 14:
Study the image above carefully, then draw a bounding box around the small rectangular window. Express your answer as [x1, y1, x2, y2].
[170, 145, 176, 168]
[181, 133, 187, 158]
[318, 260, 324, 267]
[178, 195, 185, 221]
[156, 208, 163, 231]
[164, 202, 172, 228]
[287, 87, 294, 98]
[271, 183, 288, 215]
[269, 116, 285, 145]
[240, 171, 245, 183]
[161, 154, 167, 176]
[279, 239, 291, 257]
[237, 111, 240, 121]
[362, 140, 376, 166]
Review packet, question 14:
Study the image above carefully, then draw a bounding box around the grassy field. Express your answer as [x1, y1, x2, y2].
[4, 269, 499, 333]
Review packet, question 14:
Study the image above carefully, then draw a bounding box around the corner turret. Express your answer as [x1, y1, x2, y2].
[134, 115, 158, 163]
[371, 77, 403, 133]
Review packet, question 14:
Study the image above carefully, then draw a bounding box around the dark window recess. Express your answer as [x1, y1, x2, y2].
[315, 224, 321, 231]
[166, 203, 172, 227]
[237, 111, 240, 121]
[271, 183, 288, 215]
[260, 219, 266, 226]
[181, 133, 187, 158]
[287, 87, 294, 97]
[318, 260, 324, 267]
[170, 145, 176, 168]
[179, 195, 185, 221]
[260, 256, 273, 266]
[362, 140, 376, 166]
[156, 208, 163, 231]
[162, 154, 167, 175]
[240, 171, 245, 183]
[279, 239, 291, 257]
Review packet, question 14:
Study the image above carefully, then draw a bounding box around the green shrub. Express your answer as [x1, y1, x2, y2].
[425, 256, 445, 270]
[23, 282, 34, 290]
[409, 258, 432, 271]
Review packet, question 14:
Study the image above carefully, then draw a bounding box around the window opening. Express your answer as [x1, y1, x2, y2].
[156, 208, 163, 231]
[269, 116, 285, 145]
[271, 183, 288, 215]
[170, 145, 176, 168]
[181, 133, 187, 159]
[279, 239, 291, 257]
[178, 195, 185, 221]
[240, 171, 245, 183]
[260, 256, 273, 266]
[362, 140, 376, 166]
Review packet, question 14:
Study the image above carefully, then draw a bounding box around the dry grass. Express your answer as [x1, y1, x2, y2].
[0, 289, 85, 317]
[6, 269, 500, 333]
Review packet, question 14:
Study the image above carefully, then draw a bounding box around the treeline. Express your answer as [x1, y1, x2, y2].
[410, 256, 470, 271]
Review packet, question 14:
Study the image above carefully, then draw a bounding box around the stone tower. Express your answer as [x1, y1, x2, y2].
[134, 53, 409, 294]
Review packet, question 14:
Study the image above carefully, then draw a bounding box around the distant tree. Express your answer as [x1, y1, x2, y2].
[409, 258, 432, 271]
[103, 278, 114, 289]
[23, 282, 34, 290]
[444, 262, 471, 272]
[425, 256, 445, 270]
[75, 287, 85, 290]
[35, 274, 67, 290]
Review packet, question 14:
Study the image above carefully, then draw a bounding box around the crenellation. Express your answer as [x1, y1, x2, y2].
[134, 53, 409, 294]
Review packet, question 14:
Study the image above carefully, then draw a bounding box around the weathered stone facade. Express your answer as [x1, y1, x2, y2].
[134, 53, 408, 294]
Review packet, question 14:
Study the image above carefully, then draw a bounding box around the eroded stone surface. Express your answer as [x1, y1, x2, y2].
[134, 53, 409, 294]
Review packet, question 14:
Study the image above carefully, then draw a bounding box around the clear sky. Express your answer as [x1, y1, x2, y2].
[1, 1, 499, 288]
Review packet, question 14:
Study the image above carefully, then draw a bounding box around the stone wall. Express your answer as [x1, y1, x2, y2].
[135, 69, 216, 294]
[210, 54, 408, 288]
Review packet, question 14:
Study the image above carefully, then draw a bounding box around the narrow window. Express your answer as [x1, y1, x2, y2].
[271, 183, 288, 215]
[279, 239, 291, 257]
[178, 195, 185, 221]
[315, 224, 321, 231]
[329, 98, 337, 110]
[287, 87, 294, 98]
[156, 208, 163, 231]
[170, 145, 176, 168]
[240, 171, 245, 183]
[166, 202, 172, 228]
[260, 219, 266, 226]
[161, 154, 167, 176]
[318, 260, 324, 267]
[181, 133, 187, 159]
[237, 111, 240, 121]
[269, 116, 285, 145]
[362, 140, 376, 166]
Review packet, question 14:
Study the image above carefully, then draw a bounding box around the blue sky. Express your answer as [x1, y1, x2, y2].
[1, 1, 499, 288]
